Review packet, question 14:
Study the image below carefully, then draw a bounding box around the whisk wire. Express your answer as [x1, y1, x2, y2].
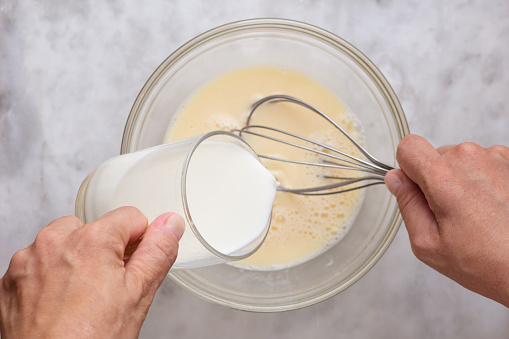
[278, 178, 386, 196]
[246, 95, 393, 171]
[236, 94, 394, 195]
[237, 125, 387, 175]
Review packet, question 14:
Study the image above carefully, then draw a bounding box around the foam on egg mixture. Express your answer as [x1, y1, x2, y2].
[166, 66, 364, 270]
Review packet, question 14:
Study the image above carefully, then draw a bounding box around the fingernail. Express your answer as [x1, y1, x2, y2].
[165, 214, 185, 241]
[385, 171, 403, 196]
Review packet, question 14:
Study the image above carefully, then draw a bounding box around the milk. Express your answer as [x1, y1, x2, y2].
[185, 141, 277, 256]
[82, 137, 277, 267]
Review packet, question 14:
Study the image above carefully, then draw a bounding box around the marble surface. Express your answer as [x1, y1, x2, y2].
[1, 1, 509, 338]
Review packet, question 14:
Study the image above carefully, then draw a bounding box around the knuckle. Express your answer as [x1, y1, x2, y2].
[455, 142, 483, 158]
[488, 145, 509, 159]
[9, 248, 29, 271]
[56, 215, 81, 223]
[46, 215, 82, 229]
[34, 225, 61, 247]
[4, 249, 30, 286]
[113, 206, 146, 221]
[35, 215, 82, 247]
[488, 144, 505, 152]
[59, 215, 83, 227]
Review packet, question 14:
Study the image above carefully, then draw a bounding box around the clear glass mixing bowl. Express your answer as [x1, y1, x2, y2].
[122, 19, 409, 312]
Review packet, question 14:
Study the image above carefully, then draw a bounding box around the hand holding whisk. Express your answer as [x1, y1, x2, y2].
[233, 95, 394, 196]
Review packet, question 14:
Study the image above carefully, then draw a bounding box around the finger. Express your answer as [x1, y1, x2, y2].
[436, 144, 456, 155]
[396, 134, 440, 188]
[385, 169, 440, 258]
[125, 213, 185, 295]
[91, 206, 149, 251]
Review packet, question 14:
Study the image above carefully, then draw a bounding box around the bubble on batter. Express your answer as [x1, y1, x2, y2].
[275, 214, 286, 224]
[203, 113, 242, 132]
[346, 118, 362, 136]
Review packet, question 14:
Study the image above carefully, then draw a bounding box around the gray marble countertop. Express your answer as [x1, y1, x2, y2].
[1, 1, 509, 338]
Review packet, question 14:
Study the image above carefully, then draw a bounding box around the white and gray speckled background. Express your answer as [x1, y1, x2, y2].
[1, 1, 509, 338]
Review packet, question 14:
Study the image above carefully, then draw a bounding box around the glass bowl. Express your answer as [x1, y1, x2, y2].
[122, 18, 409, 312]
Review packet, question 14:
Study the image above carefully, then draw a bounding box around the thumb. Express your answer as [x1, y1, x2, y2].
[125, 213, 185, 295]
[385, 169, 440, 255]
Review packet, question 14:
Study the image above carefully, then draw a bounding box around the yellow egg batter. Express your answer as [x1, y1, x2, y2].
[166, 66, 363, 270]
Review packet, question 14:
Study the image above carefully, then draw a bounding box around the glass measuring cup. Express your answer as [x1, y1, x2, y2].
[75, 131, 276, 269]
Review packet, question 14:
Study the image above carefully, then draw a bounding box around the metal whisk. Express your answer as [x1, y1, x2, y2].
[233, 95, 394, 196]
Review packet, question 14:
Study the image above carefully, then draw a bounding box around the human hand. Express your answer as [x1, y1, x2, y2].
[385, 134, 509, 307]
[0, 207, 185, 338]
